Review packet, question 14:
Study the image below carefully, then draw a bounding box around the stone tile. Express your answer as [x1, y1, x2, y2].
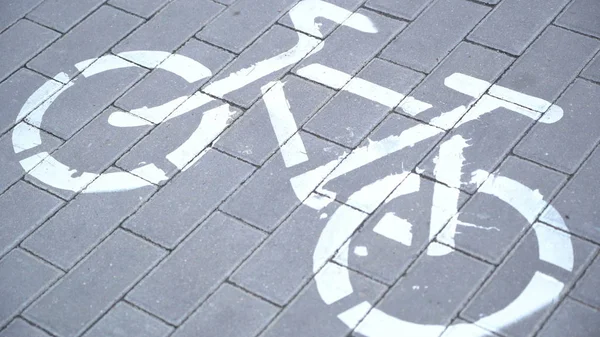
[24, 230, 166, 337]
[0, 124, 62, 194]
[261, 266, 387, 337]
[335, 174, 468, 285]
[198, 0, 297, 53]
[0, 0, 44, 32]
[354, 245, 491, 337]
[468, 0, 571, 55]
[231, 200, 364, 305]
[0, 68, 63, 135]
[461, 223, 597, 337]
[440, 319, 501, 337]
[28, 6, 143, 80]
[395, 42, 514, 130]
[294, 9, 405, 89]
[279, 0, 364, 38]
[22, 170, 156, 270]
[123, 150, 255, 248]
[439, 156, 566, 264]
[581, 52, 600, 83]
[418, 95, 537, 193]
[492, 26, 599, 112]
[83, 302, 173, 337]
[304, 59, 424, 148]
[113, 0, 224, 64]
[555, 0, 600, 39]
[540, 146, 600, 244]
[0, 318, 52, 337]
[221, 131, 346, 232]
[25, 108, 151, 199]
[0, 181, 63, 257]
[215, 75, 335, 165]
[27, 0, 105, 33]
[0, 20, 59, 82]
[172, 283, 278, 337]
[571, 255, 600, 309]
[203, 25, 319, 108]
[319, 114, 444, 213]
[381, 0, 489, 73]
[515, 80, 600, 174]
[365, 0, 434, 20]
[26, 61, 147, 139]
[537, 298, 600, 337]
[127, 212, 265, 325]
[0, 249, 62, 327]
[108, 0, 171, 18]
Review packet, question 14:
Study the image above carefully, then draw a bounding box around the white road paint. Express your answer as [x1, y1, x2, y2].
[344, 77, 405, 108]
[129, 164, 169, 185]
[15, 75, 64, 123]
[315, 262, 354, 305]
[28, 156, 98, 193]
[107, 110, 153, 127]
[398, 96, 433, 116]
[296, 63, 352, 89]
[262, 81, 308, 167]
[373, 212, 413, 246]
[354, 307, 447, 337]
[354, 246, 368, 256]
[532, 222, 574, 272]
[79, 55, 139, 77]
[455, 95, 540, 128]
[489, 84, 552, 112]
[82, 169, 152, 193]
[345, 172, 409, 212]
[124, 96, 189, 124]
[12, 122, 43, 153]
[386, 173, 421, 200]
[444, 73, 491, 99]
[337, 301, 373, 330]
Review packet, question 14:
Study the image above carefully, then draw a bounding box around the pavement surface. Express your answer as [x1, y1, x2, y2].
[1, 0, 600, 336]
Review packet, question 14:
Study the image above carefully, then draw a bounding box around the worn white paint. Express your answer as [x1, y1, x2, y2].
[489, 84, 552, 112]
[82, 170, 152, 193]
[296, 63, 352, 89]
[386, 173, 421, 200]
[79, 55, 139, 77]
[28, 156, 98, 193]
[373, 212, 413, 246]
[398, 96, 433, 116]
[315, 262, 354, 305]
[354, 246, 368, 256]
[532, 222, 574, 272]
[444, 73, 492, 99]
[12, 122, 43, 153]
[107, 110, 153, 127]
[337, 301, 373, 330]
[344, 77, 405, 108]
[303, 192, 336, 210]
[346, 172, 409, 212]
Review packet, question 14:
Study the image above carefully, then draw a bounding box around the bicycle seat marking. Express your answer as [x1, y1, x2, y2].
[11, 1, 575, 336]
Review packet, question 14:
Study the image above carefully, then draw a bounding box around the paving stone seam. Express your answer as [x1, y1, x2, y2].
[0, 0, 49, 35]
[17, 315, 60, 337]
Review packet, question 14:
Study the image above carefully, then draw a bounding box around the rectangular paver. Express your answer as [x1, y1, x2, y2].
[108, 0, 171, 18]
[82, 302, 173, 337]
[571, 255, 600, 309]
[28, 6, 143, 80]
[27, 0, 105, 33]
[555, 0, 600, 39]
[0, 0, 44, 32]
[365, 0, 434, 20]
[381, 0, 489, 73]
[538, 299, 600, 337]
[0, 318, 52, 337]
[468, 0, 571, 55]
[581, 52, 600, 83]
[24, 230, 166, 337]
[127, 212, 265, 325]
[172, 283, 278, 337]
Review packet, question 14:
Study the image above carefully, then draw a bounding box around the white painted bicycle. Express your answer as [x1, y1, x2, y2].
[12, 1, 574, 336]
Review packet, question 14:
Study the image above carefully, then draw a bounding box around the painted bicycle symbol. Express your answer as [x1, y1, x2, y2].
[12, 1, 574, 336]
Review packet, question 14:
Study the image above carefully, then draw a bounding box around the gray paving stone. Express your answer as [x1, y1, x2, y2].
[366, 245, 491, 332]
[127, 212, 265, 324]
[215, 75, 335, 165]
[197, 0, 297, 53]
[467, 0, 570, 55]
[27, 0, 105, 33]
[365, 0, 434, 20]
[335, 175, 468, 285]
[581, 52, 600, 83]
[440, 156, 566, 264]
[83, 302, 173, 337]
[279, 0, 364, 38]
[24, 230, 166, 337]
[0, 0, 44, 32]
[123, 149, 255, 248]
[172, 283, 278, 337]
[492, 26, 599, 111]
[0, 20, 59, 82]
[0, 69, 62, 135]
[418, 96, 537, 193]
[0, 318, 51, 337]
[304, 59, 424, 148]
[461, 223, 598, 337]
[395, 42, 513, 130]
[221, 131, 346, 232]
[261, 266, 386, 337]
[571, 255, 600, 309]
[214, 0, 237, 5]
[0, 124, 62, 194]
[440, 319, 501, 337]
[540, 146, 600, 244]
[0, 249, 62, 327]
[515, 80, 600, 174]
[380, 0, 489, 73]
[0, 181, 62, 257]
[28, 6, 143, 80]
[231, 200, 357, 305]
[321, 114, 444, 213]
[537, 298, 600, 337]
[113, 0, 224, 63]
[25, 108, 151, 199]
[204, 25, 319, 108]
[555, 0, 600, 39]
[22, 171, 156, 270]
[108, 0, 171, 18]
[294, 9, 405, 89]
